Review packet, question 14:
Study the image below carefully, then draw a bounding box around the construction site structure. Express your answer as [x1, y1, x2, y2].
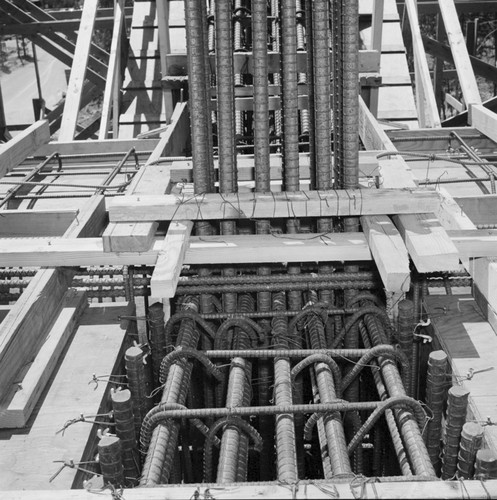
[1, 0, 497, 498]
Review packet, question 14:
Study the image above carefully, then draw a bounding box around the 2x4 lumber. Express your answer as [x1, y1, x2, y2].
[452, 193, 497, 226]
[0, 120, 50, 176]
[0, 17, 119, 36]
[0, 233, 372, 267]
[107, 189, 441, 223]
[469, 104, 497, 143]
[448, 229, 497, 258]
[403, 0, 440, 127]
[423, 35, 497, 85]
[368, 0, 384, 117]
[103, 102, 188, 253]
[437, 0, 481, 107]
[150, 221, 193, 298]
[59, 0, 99, 142]
[166, 50, 381, 76]
[0, 196, 105, 403]
[360, 215, 410, 292]
[155, 0, 174, 119]
[392, 213, 461, 272]
[4, 480, 497, 499]
[98, 0, 125, 140]
[0, 209, 77, 237]
[0, 290, 88, 428]
[102, 221, 158, 252]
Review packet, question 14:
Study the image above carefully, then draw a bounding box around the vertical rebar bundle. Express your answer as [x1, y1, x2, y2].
[456, 422, 484, 479]
[125, 345, 153, 438]
[441, 386, 470, 480]
[148, 302, 167, 384]
[111, 389, 140, 485]
[424, 350, 449, 473]
[475, 449, 497, 479]
[98, 436, 125, 488]
[185, 0, 214, 195]
[272, 292, 299, 481]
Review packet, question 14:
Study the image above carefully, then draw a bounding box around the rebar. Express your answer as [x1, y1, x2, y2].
[125, 345, 153, 439]
[140, 297, 200, 485]
[457, 422, 484, 479]
[441, 386, 471, 480]
[291, 354, 342, 398]
[111, 389, 139, 485]
[281, 0, 300, 190]
[98, 436, 125, 488]
[475, 449, 497, 479]
[176, 279, 378, 295]
[148, 302, 167, 384]
[424, 350, 449, 473]
[185, 0, 214, 195]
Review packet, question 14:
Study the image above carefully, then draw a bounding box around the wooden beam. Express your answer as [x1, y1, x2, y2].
[469, 104, 497, 143]
[0, 290, 88, 428]
[0, 209, 77, 237]
[98, 0, 125, 140]
[59, 0, 99, 142]
[102, 221, 158, 252]
[392, 213, 461, 272]
[3, 480, 497, 499]
[360, 215, 410, 292]
[437, 0, 481, 106]
[0, 17, 119, 36]
[155, 0, 174, 119]
[423, 35, 497, 84]
[150, 221, 193, 298]
[404, 0, 440, 127]
[0, 120, 50, 176]
[107, 189, 441, 223]
[448, 229, 497, 258]
[453, 193, 497, 226]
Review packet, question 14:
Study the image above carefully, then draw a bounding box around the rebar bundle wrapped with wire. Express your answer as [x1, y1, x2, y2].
[424, 350, 449, 473]
[456, 422, 484, 479]
[441, 386, 470, 480]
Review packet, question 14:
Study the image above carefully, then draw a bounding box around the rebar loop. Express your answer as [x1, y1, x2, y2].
[291, 354, 343, 398]
[362, 313, 435, 476]
[204, 417, 263, 482]
[214, 317, 265, 349]
[164, 311, 217, 343]
[158, 347, 224, 384]
[272, 291, 299, 481]
[140, 297, 200, 485]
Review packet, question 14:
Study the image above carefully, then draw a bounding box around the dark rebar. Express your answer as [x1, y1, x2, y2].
[424, 350, 449, 473]
[397, 300, 415, 396]
[98, 436, 125, 488]
[148, 302, 167, 384]
[475, 449, 497, 479]
[457, 422, 484, 479]
[441, 386, 471, 480]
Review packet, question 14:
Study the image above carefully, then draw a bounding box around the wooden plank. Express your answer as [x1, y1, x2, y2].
[59, 0, 99, 142]
[107, 189, 441, 223]
[0, 120, 50, 176]
[392, 213, 461, 272]
[102, 221, 158, 252]
[360, 215, 410, 292]
[469, 104, 497, 143]
[98, 0, 125, 140]
[0, 290, 88, 428]
[0, 302, 130, 490]
[0, 233, 373, 267]
[150, 220, 193, 298]
[437, 0, 481, 106]
[3, 479, 497, 499]
[404, 0, 440, 127]
[0, 209, 76, 237]
[449, 229, 497, 258]
[452, 193, 497, 226]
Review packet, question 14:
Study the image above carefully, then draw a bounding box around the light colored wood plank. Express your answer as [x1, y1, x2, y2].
[360, 215, 410, 292]
[150, 220, 193, 298]
[438, 0, 481, 106]
[98, 0, 125, 140]
[0, 302, 131, 490]
[448, 229, 497, 257]
[0, 290, 88, 428]
[59, 0, 99, 142]
[0, 209, 77, 237]
[2, 479, 497, 499]
[0, 120, 50, 176]
[102, 221, 158, 252]
[404, 0, 440, 127]
[469, 104, 497, 143]
[34, 138, 159, 156]
[107, 189, 441, 223]
[392, 213, 461, 272]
